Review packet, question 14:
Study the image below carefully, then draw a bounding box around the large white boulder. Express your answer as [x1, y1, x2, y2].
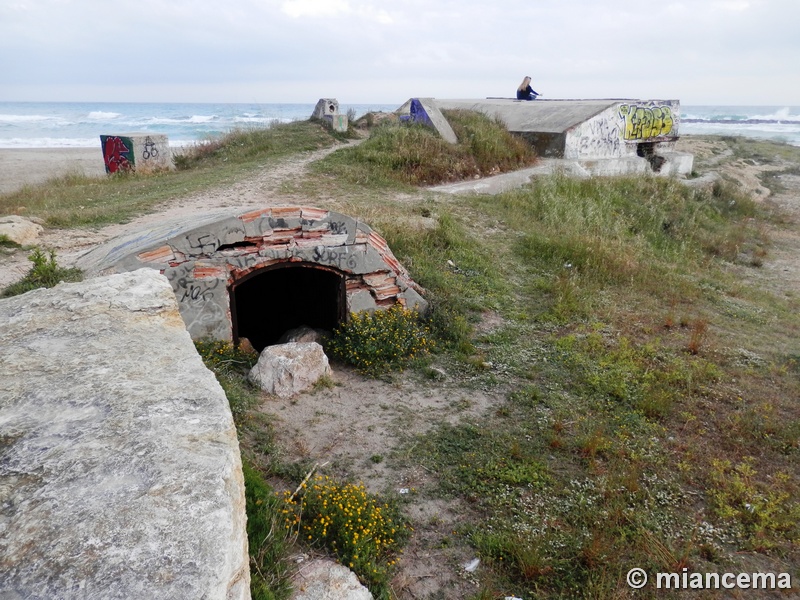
[249, 342, 331, 398]
[0, 268, 250, 600]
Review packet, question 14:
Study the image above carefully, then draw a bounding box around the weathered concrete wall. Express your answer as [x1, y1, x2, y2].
[312, 98, 340, 119]
[565, 100, 680, 160]
[76, 207, 427, 343]
[429, 98, 690, 175]
[311, 99, 348, 132]
[100, 133, 173, 174]
[0, 269, 249, 600]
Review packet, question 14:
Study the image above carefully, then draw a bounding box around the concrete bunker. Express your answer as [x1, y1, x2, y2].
[407, 98, 693, 177]
[76, 206, 427, 348]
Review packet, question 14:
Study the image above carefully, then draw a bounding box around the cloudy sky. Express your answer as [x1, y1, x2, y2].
[1, 0, 798, 105]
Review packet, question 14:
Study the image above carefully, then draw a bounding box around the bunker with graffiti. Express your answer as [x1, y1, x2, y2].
[427, 98, 690, 175]
[100, 133, 173, 174]
[76, 206, 427, 351]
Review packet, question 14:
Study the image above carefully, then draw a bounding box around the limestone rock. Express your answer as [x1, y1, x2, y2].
[291, 559, 373, 600]
[0, 215, 43, 246]
[249, 342, 331, 398]
[0, 268, 249, 600]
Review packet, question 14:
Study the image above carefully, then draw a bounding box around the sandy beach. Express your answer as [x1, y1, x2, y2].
[0, 148, 108, 196]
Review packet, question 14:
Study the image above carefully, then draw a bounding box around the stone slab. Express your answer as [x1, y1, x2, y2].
[0, 269, 249, 600]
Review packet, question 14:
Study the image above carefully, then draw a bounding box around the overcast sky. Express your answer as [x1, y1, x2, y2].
[1, 0, 798, 105]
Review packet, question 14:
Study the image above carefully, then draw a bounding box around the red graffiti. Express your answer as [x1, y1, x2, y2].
[103, 136, 133, 173]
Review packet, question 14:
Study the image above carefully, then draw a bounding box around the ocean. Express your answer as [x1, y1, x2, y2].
[0, 101, 798, 149]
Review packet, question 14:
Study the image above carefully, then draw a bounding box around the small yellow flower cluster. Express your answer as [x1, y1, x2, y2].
[279, 475, 407, 590]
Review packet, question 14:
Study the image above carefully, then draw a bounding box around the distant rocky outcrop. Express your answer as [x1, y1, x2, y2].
[0, 268, 249, 600]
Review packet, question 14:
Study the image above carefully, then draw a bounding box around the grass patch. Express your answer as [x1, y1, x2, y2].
[377, 211, 513, 354]
[244, 461, 294, 600]
[2, 247, 83, 297]
[311, 109, 536, 187]
[195, 340, 260, 418]
[197, 340, 295, 598]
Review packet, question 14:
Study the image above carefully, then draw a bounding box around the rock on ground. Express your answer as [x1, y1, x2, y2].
[290, 559, 373, 600]
[0, 268, 249, 600]
[0, 215, 43, 246]
[249, 342, 331, 398]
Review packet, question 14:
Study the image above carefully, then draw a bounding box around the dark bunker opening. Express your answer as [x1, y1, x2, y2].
[231, 263, 346, 352]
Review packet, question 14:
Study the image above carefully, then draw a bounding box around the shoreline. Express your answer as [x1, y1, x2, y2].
[0, 148, 108, 196]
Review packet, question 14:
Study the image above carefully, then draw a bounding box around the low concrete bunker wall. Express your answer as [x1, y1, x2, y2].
[77, 206, 427, 348]
[101, 133, 173, 174]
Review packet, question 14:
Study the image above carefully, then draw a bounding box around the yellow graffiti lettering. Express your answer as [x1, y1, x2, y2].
[618, 104, 674, 140]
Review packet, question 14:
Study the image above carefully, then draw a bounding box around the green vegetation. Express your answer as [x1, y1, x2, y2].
[2, 247, 83, 297]
[326, 306, 434, 376]
[243, 461, 294, 600]
[194, 340, 260, 418]
[196, 340, 294, 599]
[311, 109, 536, 187]
[6, 118, 800, 598]
[281, 476, 409, 599]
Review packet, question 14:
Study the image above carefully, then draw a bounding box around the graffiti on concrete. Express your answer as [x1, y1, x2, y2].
[618, 104, 675, 140]
[142, 136, 159, 160]
[79, 207, 428, 343]
[577, 115, 622, 157]
[101, 135, 134, 173]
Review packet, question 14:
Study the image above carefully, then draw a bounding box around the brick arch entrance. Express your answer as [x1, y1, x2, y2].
[76, 206, 427, 344]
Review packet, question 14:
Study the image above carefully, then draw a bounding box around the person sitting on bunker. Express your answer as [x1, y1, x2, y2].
[516, 76, 540, 100]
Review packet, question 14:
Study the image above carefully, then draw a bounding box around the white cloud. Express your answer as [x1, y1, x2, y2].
[0, 0, 797, 104]
[713, 0, 751, 10]
[281, 0, 350, 18]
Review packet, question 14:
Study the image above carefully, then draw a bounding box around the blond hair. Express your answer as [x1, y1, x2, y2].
[517, 76, 532, 92]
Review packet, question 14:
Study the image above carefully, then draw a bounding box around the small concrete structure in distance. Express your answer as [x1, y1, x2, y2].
[100, 133, 173, 174]
[408, 98, 693, 177]
[76, 206, 426, 352]
[311, 98, 348, 133]
[0, 269, 249, 600]
[396, 98, 458, 144]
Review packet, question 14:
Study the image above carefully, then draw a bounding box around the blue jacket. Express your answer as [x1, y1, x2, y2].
[516, 85, 539, 100]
